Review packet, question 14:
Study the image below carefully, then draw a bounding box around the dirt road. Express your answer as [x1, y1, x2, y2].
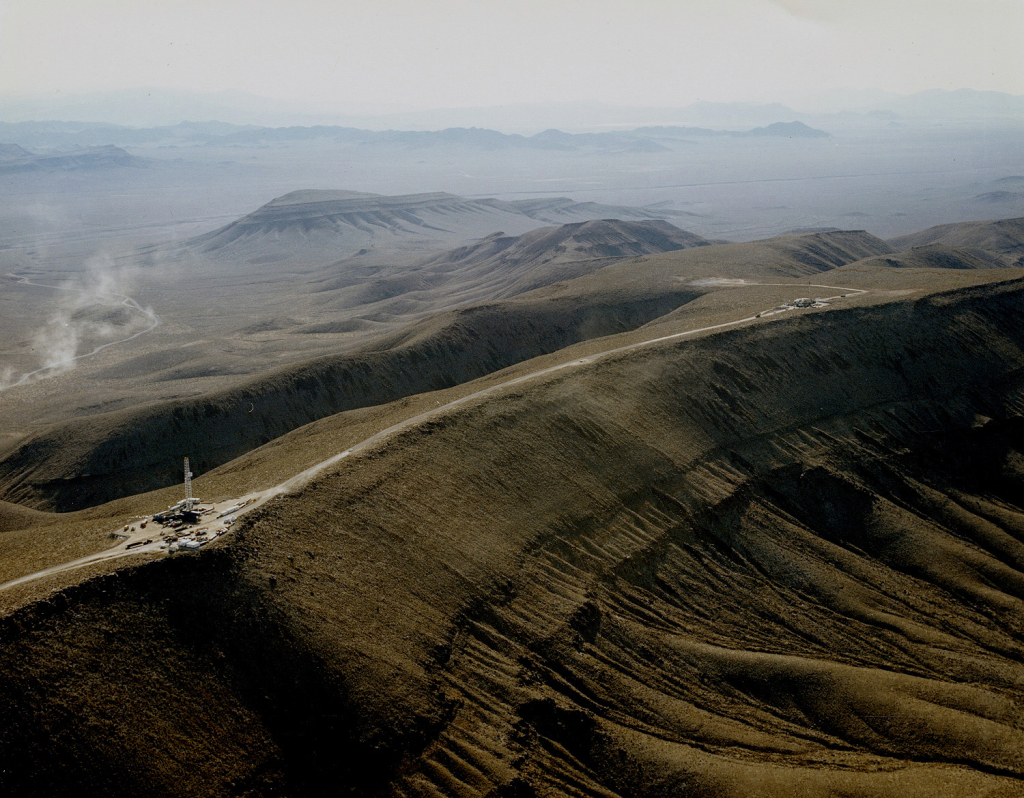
[0, 281, 864, 591]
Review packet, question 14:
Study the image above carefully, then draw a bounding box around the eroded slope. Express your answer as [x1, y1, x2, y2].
[2, 279, 1024, 797]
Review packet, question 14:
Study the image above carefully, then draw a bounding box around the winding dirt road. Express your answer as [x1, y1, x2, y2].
[0, 281, 864, 592]
[4, 273, 161, 388]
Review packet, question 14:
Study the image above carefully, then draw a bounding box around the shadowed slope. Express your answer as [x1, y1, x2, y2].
[0, 287, 702, 511]
[2, 280, 1024, 796]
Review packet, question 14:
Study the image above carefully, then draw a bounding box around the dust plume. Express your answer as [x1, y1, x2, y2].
[2, 254, 158, 390]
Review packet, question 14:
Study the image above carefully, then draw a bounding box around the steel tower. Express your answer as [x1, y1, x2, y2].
[184, 457, 193, 510]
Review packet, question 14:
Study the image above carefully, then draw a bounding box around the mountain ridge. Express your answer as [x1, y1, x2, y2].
[0, 118, 833, 152]
[888, 217, 1024, 267]
[0, 227, 905, 511]
[0, 144, 146, 173]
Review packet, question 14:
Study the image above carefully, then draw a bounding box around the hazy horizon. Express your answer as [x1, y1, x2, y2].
[2, 0, 1022, 130]
[2, 87, 1024, 134]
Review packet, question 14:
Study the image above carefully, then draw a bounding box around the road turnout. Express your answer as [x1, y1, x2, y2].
[0, 281, 865, 592]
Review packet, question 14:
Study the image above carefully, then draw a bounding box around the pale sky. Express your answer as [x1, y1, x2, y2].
[1, 0, 1022, 111]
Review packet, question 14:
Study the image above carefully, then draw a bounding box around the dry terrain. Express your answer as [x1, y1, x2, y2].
[1, 202, 1024, 797]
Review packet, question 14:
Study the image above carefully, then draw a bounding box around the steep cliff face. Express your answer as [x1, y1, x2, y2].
[1, 280, 1023, 797]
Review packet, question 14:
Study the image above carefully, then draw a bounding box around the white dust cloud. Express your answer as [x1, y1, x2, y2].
[2, 255, 158, 390]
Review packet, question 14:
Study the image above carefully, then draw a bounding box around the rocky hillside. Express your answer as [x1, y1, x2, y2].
[854, 243, 1005, 270]
[0, 287, 702, 511]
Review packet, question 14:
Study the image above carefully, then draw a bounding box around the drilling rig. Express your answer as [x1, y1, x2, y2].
[184, 457, 194, 511]
[150, 457, 201, 525]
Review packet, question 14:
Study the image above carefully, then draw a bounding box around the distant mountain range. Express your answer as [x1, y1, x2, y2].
[1, 87, 1021, 131]
[0, 143, 146, 172]
[5, 86, 1020, 154]
[0, 119, 830, 154]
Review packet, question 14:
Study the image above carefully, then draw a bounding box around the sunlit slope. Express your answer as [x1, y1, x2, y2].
[1, 279, 1023, 796]
[0, 230, 889, 512]
[0, 499, 48, 533]
[853, 243, 1005, 270]
[889, 216, 1024, 267]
